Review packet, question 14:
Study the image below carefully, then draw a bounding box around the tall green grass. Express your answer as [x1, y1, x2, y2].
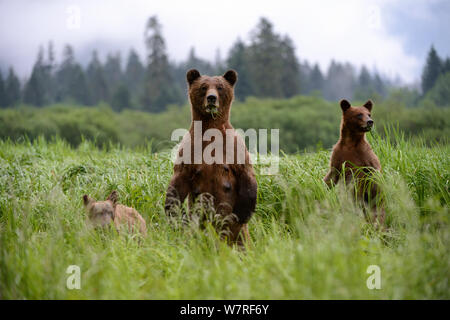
[0, 130, 448, 299]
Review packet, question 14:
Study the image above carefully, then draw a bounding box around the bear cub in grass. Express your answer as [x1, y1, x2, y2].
[324, 99, 385, 225]
[83, 191, 147, 235]
[165, 69, 257, 245]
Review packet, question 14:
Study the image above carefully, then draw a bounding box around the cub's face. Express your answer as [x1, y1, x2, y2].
[83, 192, 117, 228]
[186, 69, 237, 119]
[340, 99, 374, 132]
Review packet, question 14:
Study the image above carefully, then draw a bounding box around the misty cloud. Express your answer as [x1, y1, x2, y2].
[0, 0, 448, 83]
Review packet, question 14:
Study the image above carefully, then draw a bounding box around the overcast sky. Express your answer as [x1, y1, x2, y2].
[0, 0, 449, 84]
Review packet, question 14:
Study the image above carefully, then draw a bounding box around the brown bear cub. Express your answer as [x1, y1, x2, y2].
[324, 99, 385, 225]
[83, 191, 147, 235]
[165, 69, 257, 245]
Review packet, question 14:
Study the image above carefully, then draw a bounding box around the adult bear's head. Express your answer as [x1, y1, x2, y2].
[186, 69, 237, 120]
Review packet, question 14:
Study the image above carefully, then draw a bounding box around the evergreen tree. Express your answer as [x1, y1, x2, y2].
[172, 47, 216, 97]
[354, 65, 373, 100]
[86, 50, 109, 104]
[421, 45, 442, 94]
[5, 67, 21, 106]
[214, 48, 225, 75]
[359, 66, 372, 89]
[125, 49, 145, 98]
[227, 38, 252, 100]
[55, 44, 91, 104]
[341, 63, 357, 99]
[324, 61, 356, 101]
[247, 18, 284, 98]
[55, 45, 73, 101]
[0, 70, 6, 107]
[184, 47, 215, 75]
[141, 15, 182, 112]
[104, 52, 123, 95]
[442, 57, 450, 74]
[71, 65, 91, 105]
[279, 35, 301, 97]
[47, 41, 56, 70]
[245, 18, 301, 98]
[299, 61, 312, 94]
[372, 72, 386, 97]
[24, 47, 50, 106]
[425, 71, 450, 107]
[111, 84, 131, 111]
[309, 63, 324, 94]
[45, 41, 56, 102]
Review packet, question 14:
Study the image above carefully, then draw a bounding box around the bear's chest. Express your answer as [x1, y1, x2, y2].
[189, 164, 237, 207]
[335, 145, 377, 168]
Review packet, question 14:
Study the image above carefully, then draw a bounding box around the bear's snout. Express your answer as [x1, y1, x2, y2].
[363, 118, 374, 131]
[205, 88, 219, 107]
[207, 94, 217, 105]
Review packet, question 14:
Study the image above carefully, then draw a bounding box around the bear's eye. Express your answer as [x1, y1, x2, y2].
[357, 113, 363, 119]
[368, 114, 371, 117]
[217, 85, 223, 91]
[201, 85, 207, 92]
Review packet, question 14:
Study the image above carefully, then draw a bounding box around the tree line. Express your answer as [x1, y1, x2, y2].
[0, 16, 448, 111]
[420, 45, 450, 106]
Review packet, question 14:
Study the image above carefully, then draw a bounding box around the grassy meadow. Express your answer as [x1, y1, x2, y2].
[0, 128, 448, 299]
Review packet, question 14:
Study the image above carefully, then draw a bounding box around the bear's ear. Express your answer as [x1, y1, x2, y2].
[83, 194, 93, 206]
[223, 70, 238, 86]
[106, 190, 118, 206]
[363, 100, 373, 111]
[340, 99, 351, 112]
[186, 69, 201, 86]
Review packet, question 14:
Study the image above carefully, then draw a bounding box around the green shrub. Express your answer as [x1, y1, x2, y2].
[0, 95, 448, 152]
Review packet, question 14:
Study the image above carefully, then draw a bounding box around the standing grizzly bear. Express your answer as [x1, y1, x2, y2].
[165, 69, 257, 244]
[324, 99, 385, 225]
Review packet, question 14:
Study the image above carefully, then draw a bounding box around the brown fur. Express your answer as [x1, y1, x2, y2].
[83, 191, 147, 235]
[165, 69, 257, 245]
[324, 99, 385, 225]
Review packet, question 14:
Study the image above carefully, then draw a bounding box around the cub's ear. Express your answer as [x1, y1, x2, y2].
[107, 190, 118, 205]
[340, 99, 351, 112]
[363, 100, 373, 111]
[186, 69, 201, 86]
[223, 70, 238, 86]
[83, 194, 93, 206]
